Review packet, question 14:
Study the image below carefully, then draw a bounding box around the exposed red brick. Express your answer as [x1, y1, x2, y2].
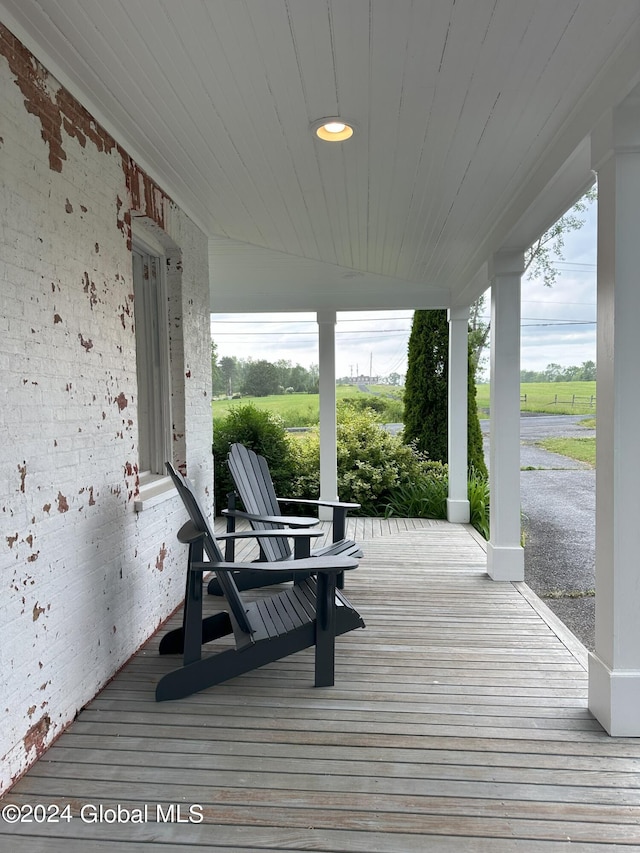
[124, 159, 172, 233]
[155, 544, 167, 572]
[115, 392, 128, 411]
[23, 715, 51, 759]
[82, 272, 98, 309]
[1, 23, 171, 229]
[124, 461, 138, 477]
[78, 333, 93, 351]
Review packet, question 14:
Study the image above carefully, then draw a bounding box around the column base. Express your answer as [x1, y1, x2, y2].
[318, 504, 335, 522]
[446, 498, 470, 523]
[588, 653, 640, 736]
[486, 542, 524, 581]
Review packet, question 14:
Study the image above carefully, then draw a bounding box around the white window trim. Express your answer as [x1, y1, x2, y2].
[132, 225, 173, 510]
[134, 471, 175, 512]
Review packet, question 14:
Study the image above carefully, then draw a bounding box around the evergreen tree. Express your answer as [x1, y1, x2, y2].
[403, 309, 486, 476]
[242, 359, 279, 397]
[219, 356, 237, 395]
[403, 310, 449, 462]
[467, 348, 487, 477]
[211, 340, 225, 396]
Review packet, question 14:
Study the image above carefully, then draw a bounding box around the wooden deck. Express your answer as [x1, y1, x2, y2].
[3, 518, 640, 851]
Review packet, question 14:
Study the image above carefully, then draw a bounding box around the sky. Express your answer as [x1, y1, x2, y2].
[211, 203, 597, 381]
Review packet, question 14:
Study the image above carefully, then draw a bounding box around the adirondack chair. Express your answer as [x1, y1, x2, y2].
[208, 442, 363, 595]
[157, 462, 364, 701]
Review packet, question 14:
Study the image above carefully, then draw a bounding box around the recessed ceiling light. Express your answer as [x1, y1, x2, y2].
[312, 117, 355, 142]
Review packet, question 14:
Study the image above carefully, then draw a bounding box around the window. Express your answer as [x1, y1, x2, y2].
[132, 235, 172, 482]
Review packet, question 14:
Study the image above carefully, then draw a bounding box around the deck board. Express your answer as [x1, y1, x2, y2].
[3, 519, 640, 851]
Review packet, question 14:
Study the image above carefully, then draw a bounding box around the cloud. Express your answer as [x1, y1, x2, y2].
[211, 310, 413, 379]
[519, 204, 596, 372]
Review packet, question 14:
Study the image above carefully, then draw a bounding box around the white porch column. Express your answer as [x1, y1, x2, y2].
[317, 310, 338, 519]
[447, 307, 470, 523]
[487, 251, 525, 581]
[588, 90, 640, 736]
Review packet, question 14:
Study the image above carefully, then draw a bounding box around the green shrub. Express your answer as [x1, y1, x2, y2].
[278, 406, 318, 428]
[384, 461, 491, 540]
[291, 405, 431, 516]
[212, 400, 491, 539]
[338, 396, 404, 423]
[467, 467, 490, 539]
[383, 463, 449, 518]
[212, 403, 296, 512]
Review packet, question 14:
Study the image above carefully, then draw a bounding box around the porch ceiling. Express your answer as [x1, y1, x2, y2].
[2, 1, 639, 312]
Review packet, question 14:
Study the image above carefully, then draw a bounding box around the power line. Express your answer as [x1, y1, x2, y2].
[521, 321, 595, 327]
[213, 329, 411, 337]
[522, 299, 595, 306]
[214, 322, 594, 335]
[211, 314, 414, 325]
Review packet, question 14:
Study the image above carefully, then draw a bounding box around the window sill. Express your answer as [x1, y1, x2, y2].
[134, 475, 176, 512]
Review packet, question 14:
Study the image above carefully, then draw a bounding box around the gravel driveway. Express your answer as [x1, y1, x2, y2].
[481, 415, 596, 651]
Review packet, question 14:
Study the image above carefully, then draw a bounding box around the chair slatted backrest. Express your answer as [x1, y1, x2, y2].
[228, 443, 293, 562]
[165, 462, 254, 635]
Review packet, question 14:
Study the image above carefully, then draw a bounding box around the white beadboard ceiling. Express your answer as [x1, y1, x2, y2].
[2, 0, 640, 312]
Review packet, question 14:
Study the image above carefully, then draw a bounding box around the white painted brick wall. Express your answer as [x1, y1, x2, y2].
[0, 26, 213, 793]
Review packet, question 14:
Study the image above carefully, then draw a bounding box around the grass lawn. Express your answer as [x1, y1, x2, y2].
[535, 436, 596, 467]
[212, 385, 392, 426]
[476, 381, 596, 415]
[214, 380, 597, 427]
[213, 392, 320, 424]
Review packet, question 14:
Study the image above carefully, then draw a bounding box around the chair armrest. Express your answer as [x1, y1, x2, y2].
[222, 508, 319, 528]
[203, 555, 359, 574]
[216, 528, 322, 541]
[177, 520, 206, 545]
[276, 498, 360, 544]
[277, 497, 360, 510]
[218, 523, 322, 562]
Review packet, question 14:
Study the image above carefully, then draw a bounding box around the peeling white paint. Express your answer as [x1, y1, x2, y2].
[0, 29, 212, 794]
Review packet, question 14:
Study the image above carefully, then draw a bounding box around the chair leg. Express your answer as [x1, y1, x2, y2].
[156, 624, 316, 701]
[159, 612, 233, 657]
[158, 539, 233, 662]
[332, 507, 348, 590]
[314, 572, 336, 687]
